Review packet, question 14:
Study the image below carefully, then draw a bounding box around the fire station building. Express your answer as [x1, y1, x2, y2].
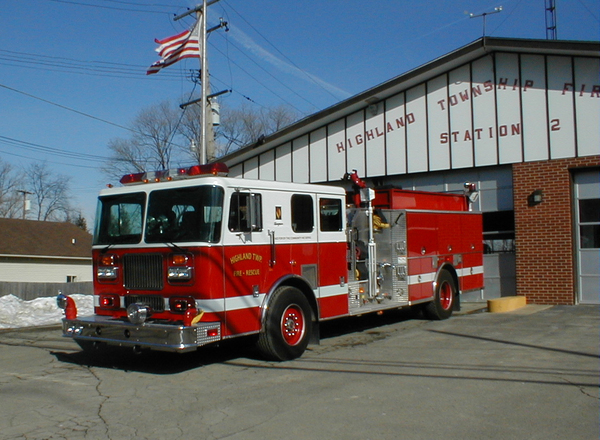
[221, 38, 600, 306]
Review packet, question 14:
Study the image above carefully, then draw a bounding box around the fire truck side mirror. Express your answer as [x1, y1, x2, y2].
[247, 193, 263, 232]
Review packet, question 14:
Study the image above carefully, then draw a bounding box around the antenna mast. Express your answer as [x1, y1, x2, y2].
[469, 6, 503, 38]
[545, 0, 558, 40]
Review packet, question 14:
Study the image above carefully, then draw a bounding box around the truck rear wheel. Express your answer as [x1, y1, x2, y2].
[423, 270, 456, 320]
[257, 286, 312, 361]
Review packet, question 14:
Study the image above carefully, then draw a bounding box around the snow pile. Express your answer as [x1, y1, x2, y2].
[0, 294, 94, 329]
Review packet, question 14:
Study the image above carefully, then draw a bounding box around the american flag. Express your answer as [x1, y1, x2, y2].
[147, 22, 200, 75]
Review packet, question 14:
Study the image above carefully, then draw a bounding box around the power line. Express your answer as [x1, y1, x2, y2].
[88, 0, 177, 8]
[210, 35, 319, 112]
[0, 82, 134, 133]
[209, 45, 305, 112]
[0, 146, 101, 169]
[0, 136, 108, 162]
[0, 45, 307, 112]
[0, 7, 325, 112]
[576, 0, 600, 23]
[0, 82, 187, 158]
[221, 0, 340, 103]
[0, 49, 180, 81]
[46, 0, 175, 15]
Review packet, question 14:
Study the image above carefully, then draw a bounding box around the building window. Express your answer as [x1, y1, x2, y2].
[66, 276, 77, 283]
[483, 210, 515, 254]
[579, 199, 600, 248]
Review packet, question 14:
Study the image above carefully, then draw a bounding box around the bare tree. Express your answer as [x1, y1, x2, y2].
[26, 162, 73, 221]
[264, 104, 299, 132]
[216, 102, 298, 157]
[178, 101, 206, 163]
[102, 101, 185, 180]
[167, 99, 299, 161]
[103, 99, 299, 181]
[68, 211, 89, 231]
[0, 159, 23, 218]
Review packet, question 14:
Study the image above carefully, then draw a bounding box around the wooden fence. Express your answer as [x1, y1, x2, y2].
[0, 282, 93, 301]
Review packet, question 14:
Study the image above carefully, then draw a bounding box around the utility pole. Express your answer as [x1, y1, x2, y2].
[176, 0, 228, 164]
[199, 0, 209, 165]
[17, 190, 31, 220]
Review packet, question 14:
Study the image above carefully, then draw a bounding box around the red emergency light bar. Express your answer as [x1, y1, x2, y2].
[119, 163, 229, 185]
[120, 172, 146, 185]
[185, 162, 230, 176]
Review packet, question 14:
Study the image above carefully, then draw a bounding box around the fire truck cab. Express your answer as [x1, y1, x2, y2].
[59, 164, 483, 361]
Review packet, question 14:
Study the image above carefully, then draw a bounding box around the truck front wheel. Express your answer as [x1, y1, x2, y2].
[257, 286, 312, 361]
[423, 270, 456, 320]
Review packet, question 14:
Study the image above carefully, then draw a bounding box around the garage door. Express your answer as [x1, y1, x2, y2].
[574, 169, 600, 304]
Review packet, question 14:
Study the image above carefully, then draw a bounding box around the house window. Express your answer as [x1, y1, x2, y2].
[66, 276, 77, 283]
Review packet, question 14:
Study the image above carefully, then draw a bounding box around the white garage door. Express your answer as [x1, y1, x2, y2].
[574, 169, 600, 304]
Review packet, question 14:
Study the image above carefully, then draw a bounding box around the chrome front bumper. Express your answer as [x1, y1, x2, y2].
[62, 315, 221, 353]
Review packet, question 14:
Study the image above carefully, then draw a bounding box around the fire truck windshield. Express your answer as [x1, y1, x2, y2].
[94, 192, 146, 245]
[145, 186, 224, 244]
[93, 186, 224, 246]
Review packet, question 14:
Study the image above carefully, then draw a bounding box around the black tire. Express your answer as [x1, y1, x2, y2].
[423, 270, 457, 320]
[257, 286, 312, 361]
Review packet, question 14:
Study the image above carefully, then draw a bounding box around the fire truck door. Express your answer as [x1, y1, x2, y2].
[317, 196, 349, 318]
[222, 191, 269, 337]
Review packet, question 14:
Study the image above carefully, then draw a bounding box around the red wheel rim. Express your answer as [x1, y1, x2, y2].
[439, 281, 453, 310]
[280, 304, 305, 346]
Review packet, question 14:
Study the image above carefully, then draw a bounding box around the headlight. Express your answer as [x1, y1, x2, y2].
[168, 253, 193, 282]
[167, 266, 193, 280]
[97, 267, 118, 279]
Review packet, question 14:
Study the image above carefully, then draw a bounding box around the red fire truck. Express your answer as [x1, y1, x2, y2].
[58, 163, 483, 361]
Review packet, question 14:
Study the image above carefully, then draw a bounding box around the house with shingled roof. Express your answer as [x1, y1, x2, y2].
[0, 218, 92, 284]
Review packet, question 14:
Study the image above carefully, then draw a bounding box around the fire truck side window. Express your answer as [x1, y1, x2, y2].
[319, 198, 342, 232]
[229, 192, 263, 233]
[291, 194, 314, 233]
[93, 192, 145, 245]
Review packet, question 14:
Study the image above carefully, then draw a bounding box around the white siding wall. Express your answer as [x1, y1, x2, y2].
[231, 53, 599, 182]
[0, 260, 92, 283]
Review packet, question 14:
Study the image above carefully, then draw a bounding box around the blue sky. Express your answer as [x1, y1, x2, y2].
[1, 0, 598, 223]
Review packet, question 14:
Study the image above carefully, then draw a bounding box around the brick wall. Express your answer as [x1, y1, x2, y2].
[513, 156, 599, 304]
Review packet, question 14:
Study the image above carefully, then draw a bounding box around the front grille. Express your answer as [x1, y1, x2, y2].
[125, 294, 165, 312]
[123, 254, 163, 290]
